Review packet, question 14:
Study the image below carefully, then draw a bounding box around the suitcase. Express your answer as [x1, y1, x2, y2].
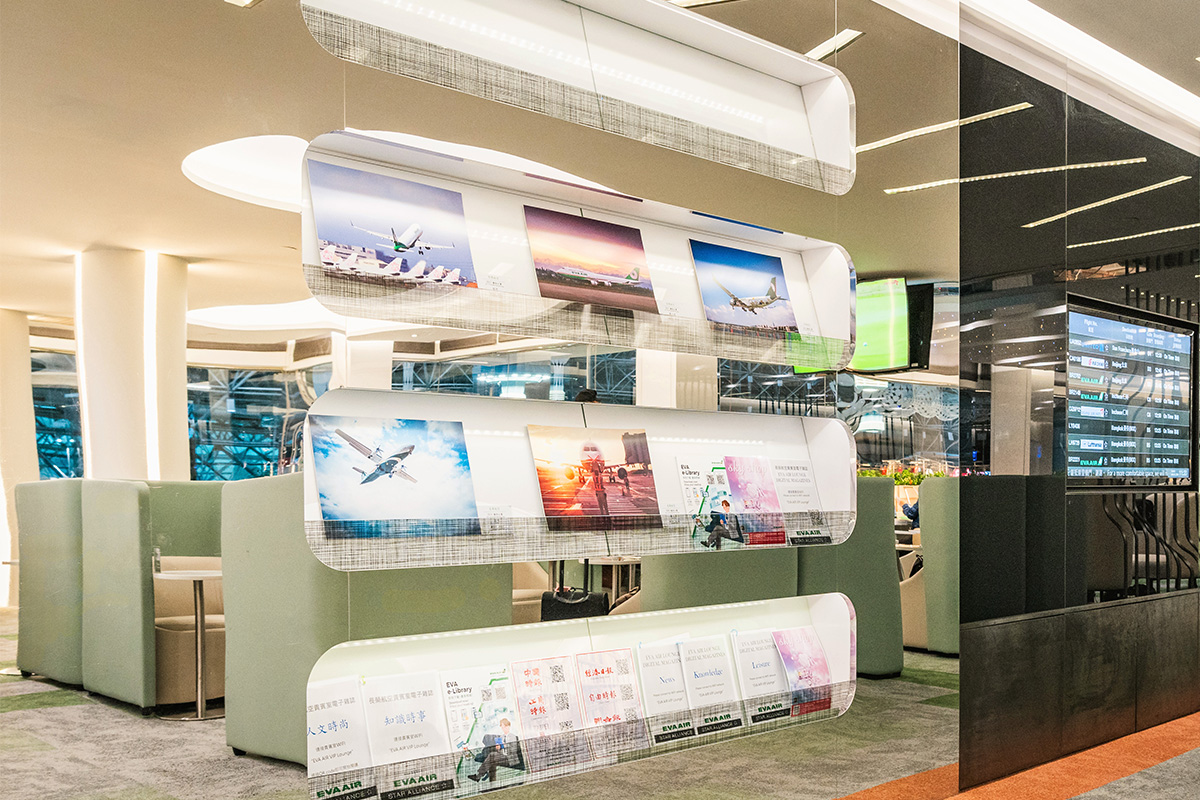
[540, 560, 609, 621]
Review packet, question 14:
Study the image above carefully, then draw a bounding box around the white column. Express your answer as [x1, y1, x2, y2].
[76, 250, 190, 480]
[991, 366, 1055, 475]
[634, 350, 718, 411]
[330, 333, 394, 390]
[0, 310, 39, 606]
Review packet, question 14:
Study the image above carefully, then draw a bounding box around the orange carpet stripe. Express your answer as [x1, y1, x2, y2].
[835, 711, 1200, 800]
[835, 764, 959, 800]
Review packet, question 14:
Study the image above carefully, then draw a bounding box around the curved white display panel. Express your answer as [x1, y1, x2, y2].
[303, 389, 857, 570]
[300, 0, 855, 193]
[302, 131, 857, 370]
[306, 594, 856, 798]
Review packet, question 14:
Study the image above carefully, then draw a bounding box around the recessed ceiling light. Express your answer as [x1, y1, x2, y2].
[884, 157, 1147, 195]
[1067, 222, 1200, 249]
[1022, 175, 1192, 228]
[857, 102, 1032, 153]
[805, 29, 865, 61]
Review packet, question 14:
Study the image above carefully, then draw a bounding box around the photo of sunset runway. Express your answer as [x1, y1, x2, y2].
[527, 425, 663, 531]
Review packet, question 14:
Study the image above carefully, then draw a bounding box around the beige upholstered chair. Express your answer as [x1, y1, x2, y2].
[606, 588, 642, 616]
[154, 556, 225, 705]
[512, 562, 551, 625]
[898, 551, 927, 650]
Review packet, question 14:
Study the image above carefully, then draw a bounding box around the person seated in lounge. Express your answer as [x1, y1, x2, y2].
[467, 718, 522, 783]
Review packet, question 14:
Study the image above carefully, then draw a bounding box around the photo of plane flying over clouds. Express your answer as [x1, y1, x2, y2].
[525, 205, 659, 314]
[307, 159, 478, 287]
[527, 425, 662, 531]
[308, 414, 481, 530]
[690, 240, 799, 332]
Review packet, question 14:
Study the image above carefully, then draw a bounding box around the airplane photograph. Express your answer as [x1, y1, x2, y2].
[333, 428, 417, 484]
[691, 239, 800, 331]
[308, 159, 479, 287]
[350, 220, 454, 255]
[525, 205, 659, 314]
[307, 414, 481, 527]
[527, 425, 662, 530]
[713, 275, 785, 315]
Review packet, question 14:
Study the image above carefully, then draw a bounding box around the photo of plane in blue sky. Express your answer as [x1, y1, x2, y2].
[691, 239, 799, 331]
[307, 159, 478, 285]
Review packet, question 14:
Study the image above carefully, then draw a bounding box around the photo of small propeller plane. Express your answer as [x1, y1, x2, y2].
[335, 428, 417, 484]
[712, 276, 785, 315]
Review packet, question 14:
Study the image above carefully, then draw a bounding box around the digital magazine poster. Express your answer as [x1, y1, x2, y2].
[723, 455, 787, 545]
[772, 626, 834, 716]
[510, 656, 591, 773]
[441, 665, 523, 789]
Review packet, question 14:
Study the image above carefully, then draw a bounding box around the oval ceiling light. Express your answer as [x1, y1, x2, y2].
[300, 0, 856, 193]
[187, 297, 412, 337]
[182, 135, 309, 212]
[185, 131, 613, 211]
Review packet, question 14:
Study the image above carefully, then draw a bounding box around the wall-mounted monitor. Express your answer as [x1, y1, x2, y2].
[848, 278, 909, 372]
[1066, 298, 1196, 489]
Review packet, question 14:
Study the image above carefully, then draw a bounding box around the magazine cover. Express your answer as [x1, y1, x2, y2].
[308, 414, 481, 534]
[527, 425, 662, 531]
[510, 656, 591, 773]
[307, 676, 373, 779]
[723, 455, 787, 545]
[731, 630, 791, 724]
[678, 635, 745, 736]
[525, 205, 658, 313]
[679, 458, 740, 551]
[637, 639, 697, 744]
[575, 649, 650, 756]
[771, 626, 834, 717]
[690, 239, 798, 332]
[308, 159, 477, 286]
[441, 665, 523, 790]
[360, 671, 453, 782]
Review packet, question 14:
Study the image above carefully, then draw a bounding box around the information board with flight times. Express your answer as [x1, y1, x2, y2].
[1067, 306, 1194, 484]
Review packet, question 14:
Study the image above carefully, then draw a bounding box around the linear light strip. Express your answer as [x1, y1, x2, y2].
[1023, 175, 1193, 228]
[144, 251, 160, 481]
[884, 157, 1147, 195]
[805, 29, 865, 62]
[74, 253, 93, 478]
[857, 102, 1032, 153]
[1067, 222, 1200, 250]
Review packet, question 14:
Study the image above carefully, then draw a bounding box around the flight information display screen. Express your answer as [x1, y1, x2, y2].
[1067, 305, 1194, 485]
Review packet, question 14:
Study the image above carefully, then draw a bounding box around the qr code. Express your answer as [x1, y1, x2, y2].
[620, 684, 635, 701]
[808, 511, 826, 526]
[616, 659, 631, 676]
[494, 686, 506, 700]
[623, 706, 641, 721]
[553, 692, 571, 712]
[558, 720, 574, 732]
[550, 664, 566, 684]
[480, 688, 493, 703]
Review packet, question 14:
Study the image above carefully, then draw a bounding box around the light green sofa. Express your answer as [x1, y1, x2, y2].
[917, 477, 959, 655]
[15, 479, 85, 685]
[221, 473, 512, 765]
[80, 480, 225, 711]
[796, 477, 904, 676]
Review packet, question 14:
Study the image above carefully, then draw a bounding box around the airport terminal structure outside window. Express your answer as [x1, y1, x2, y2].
[31, 351, 84, 479]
